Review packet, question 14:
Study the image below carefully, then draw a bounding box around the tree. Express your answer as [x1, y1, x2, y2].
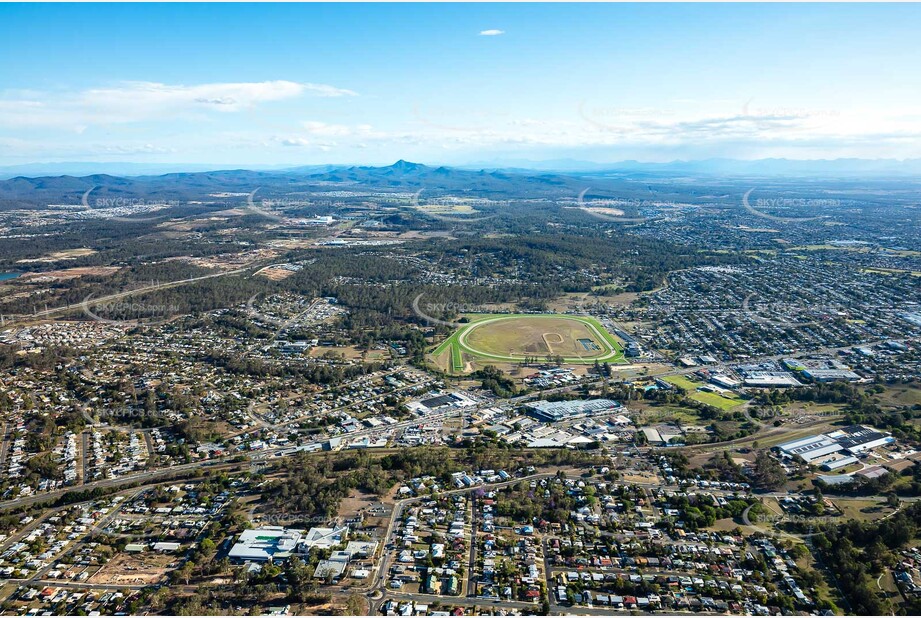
[752, 451, 787, 490]
[345, 592, 365, 616]
[173, 562, 194, 585]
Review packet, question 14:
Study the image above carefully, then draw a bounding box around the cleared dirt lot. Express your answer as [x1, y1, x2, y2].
[257, 267, 297, 281]
[88, 552, 176, 586]
[21, 266, 121, 281]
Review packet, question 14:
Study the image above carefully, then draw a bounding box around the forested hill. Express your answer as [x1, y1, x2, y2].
[0, 161, 599, 210]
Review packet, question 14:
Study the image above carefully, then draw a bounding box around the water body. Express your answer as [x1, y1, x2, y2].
[0, 272, 21, 282]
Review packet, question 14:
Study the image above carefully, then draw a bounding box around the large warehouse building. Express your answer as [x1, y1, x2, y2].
[830, 425, 894, 453]
[525, 398, 623, 423]
[775, 425, 894, 465]
[775, 434, 843, 464]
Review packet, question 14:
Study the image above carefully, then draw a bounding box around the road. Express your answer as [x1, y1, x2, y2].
[366, 473, 559, 612]
[0, 331, 894, 513]
[0, 509, 60, 555]
[0, 336, 872, 513]
[4, 259, 279, 329]
[1, 404, 469, 513]
[80, 430, 90, 485]
[237, 369, 436, 437]
[541, 536, 563, 612]
[0, 481, 226, 601]
[0, 458, 247, 511]
[466, 492, 478, 597]
[0, 421, 9, 470]
[21, 489, 143, 589]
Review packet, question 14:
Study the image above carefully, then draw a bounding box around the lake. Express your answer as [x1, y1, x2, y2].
[0, 272, 21, 282]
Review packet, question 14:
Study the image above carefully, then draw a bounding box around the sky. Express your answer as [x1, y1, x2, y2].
[2, 3, 921, 168]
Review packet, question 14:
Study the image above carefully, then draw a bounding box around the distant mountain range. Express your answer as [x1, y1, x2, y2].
[0, 162, 340, 180]
[4, 157, 921, 181]
[2, 158, 920, 210]
[463, 157, 921, 176]
[0, 161, 588, 209]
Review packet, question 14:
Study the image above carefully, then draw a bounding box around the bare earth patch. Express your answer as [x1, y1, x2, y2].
[18, 248, 98, 263]
[21, 266, 121, 281]
[257, 267, 296, 281]
[87, 552, 175, 586]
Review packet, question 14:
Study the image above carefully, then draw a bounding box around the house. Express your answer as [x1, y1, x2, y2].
[152, 542, 181, 553]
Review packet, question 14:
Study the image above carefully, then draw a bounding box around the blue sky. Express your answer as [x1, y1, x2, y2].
[1, 3, 920, 167]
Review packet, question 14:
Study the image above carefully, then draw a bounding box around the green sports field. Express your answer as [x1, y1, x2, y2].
[432, 313, 626, 372]
[661, 375, 744, 410]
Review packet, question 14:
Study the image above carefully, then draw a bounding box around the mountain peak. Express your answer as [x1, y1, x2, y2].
[389, 159, 425, 171]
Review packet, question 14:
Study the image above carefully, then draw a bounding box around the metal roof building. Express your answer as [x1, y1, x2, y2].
[301, 525, 348, 549]
[802, 369, 861, 382]
[775, 434, 843, 463]
[832, 425, 894, 453]
[228, 527, 303, 563]
[778, 425, 893, 464]
[525, 398, 622, 423]
[820, 456, 858, 471]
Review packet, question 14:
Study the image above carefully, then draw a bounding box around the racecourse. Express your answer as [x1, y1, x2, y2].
[433, 313, 626, 369]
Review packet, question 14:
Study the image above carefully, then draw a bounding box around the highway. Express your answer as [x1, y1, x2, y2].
[22, 265, 256, 323]
[0, 333, 895, 514]
[0, 335, 872, 513]
[0, 458, 246, 511]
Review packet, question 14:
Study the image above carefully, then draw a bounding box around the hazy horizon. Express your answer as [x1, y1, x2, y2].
[3, 3, 921, 167]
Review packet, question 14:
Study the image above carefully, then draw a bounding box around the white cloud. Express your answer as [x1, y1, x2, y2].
[301, 121, 374, 137]
[0, 80, 356, 129]
[262, 104, 921, 160]
[479, 29, 505, 36]
[281, 137, 312, 147]
[302, 83, 358, 98]
[4, 87, 921, 162]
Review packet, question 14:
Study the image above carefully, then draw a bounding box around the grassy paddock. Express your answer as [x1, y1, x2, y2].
[662, 375, 744, 410]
